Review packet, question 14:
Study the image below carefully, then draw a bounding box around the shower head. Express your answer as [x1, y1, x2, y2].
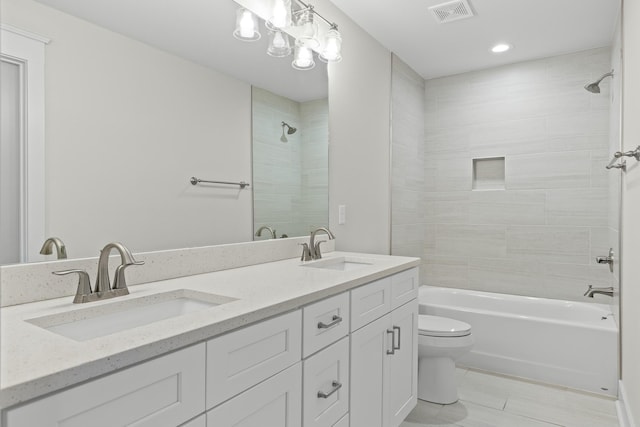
[282, 121, 296, 134]
[280, 121, 297, 142]
[584, 70, 614, 93]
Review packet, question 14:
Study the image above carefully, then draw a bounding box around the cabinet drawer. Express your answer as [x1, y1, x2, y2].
[181, 414, 206, 427]
[206, 310, 302, 409]
[350, 276, 392, 331]
[206, 362, 302, 427]
[333, 414, 349, 427]
[5, 344, 205, 427]
[303, 337, 350, 427]
[303, 292, 349, 357]
[391, 268, 419, 310]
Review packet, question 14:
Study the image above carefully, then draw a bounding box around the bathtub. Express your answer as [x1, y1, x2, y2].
[419, 286, 619, 396]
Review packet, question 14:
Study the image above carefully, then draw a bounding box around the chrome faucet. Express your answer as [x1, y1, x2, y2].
[255, 226, 277, 239]
[95, 242, 144, 293]
[53, 242, 144, 303]
[308, 227, 335, 260]
[40, 237, 68, 259]
[584, 285, 614, 298]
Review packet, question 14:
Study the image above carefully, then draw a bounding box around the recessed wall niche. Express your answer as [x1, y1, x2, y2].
[472, 157, 505, 190]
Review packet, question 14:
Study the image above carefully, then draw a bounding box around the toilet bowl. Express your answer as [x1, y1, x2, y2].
[418, 315, 474, 404]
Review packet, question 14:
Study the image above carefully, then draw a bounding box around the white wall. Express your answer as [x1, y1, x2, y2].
[609, 17, 623, 325]
[315, 0, 392, 254]
[2, 0, 253, 258]
[621, 0, 640, 423]
[420, 48, 614, 302]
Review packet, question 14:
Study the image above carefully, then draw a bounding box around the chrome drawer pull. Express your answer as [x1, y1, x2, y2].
[317, 381, 342, 399]
[386, 329, 396, 355]
[393, 326, 401, 351]
[317, 315, 342, 329]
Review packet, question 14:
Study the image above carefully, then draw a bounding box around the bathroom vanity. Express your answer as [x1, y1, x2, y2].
[0, 251, 419, 427]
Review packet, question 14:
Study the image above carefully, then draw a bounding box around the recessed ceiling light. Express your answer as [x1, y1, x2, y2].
[491, 43, 512, 53]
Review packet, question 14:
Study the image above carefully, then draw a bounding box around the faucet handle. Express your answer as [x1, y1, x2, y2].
[112, 261, 144, 292]
[314, 240, 327, 260]
[299, 243, 312, 262]
[53, 269, 92, 303]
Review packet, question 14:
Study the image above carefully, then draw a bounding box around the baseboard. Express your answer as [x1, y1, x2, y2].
[617, 380, 637, 427]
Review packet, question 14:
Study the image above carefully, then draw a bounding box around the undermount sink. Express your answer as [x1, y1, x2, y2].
[302, 256, 375, 271]
[27, 289, 237, 341]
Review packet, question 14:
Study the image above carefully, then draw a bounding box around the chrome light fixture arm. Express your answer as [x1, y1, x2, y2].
[293, 0, 338, 30]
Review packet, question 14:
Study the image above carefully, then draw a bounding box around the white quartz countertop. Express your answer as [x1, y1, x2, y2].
[0, 251, 419, 409]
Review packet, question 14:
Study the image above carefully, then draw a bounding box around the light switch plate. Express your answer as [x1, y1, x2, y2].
[338, 205, 346, 224]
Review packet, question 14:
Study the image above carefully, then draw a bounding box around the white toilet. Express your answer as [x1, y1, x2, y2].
[418, 315, 474, 404]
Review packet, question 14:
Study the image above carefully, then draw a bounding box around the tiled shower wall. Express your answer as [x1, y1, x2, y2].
[391, 56, 427, 279]
[252, 87, 328, 238]
[392, 47, 618, 302]
[300, 98, 330, 233]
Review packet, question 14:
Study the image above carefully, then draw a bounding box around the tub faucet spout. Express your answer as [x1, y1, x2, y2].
[584, 285, 614, 298]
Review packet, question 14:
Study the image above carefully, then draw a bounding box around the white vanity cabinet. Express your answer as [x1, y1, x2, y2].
[4, 343, 207, 427]
[206, 310, 302, 409]
[350, 268, 419, 427]
[182, 415, 207, 427]
[303, 337, 350, 427]
[204, 310, 304, 426]
[3, 265, 418, 427]
[206, 362, 302, 426]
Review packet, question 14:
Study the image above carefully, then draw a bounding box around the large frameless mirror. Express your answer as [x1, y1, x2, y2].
[0, 0, 329, 264]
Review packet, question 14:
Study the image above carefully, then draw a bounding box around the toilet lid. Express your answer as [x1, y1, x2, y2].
[418, 315, 471, 337]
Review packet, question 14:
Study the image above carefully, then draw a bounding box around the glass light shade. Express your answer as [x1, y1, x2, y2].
[319, 28, 342, 62]
[267, 30, 292, 57]
[233, 8, 261, 41]
[295, 9, 319, 49]
[267, 0, 292, 29]
[292, 44, 315, 70]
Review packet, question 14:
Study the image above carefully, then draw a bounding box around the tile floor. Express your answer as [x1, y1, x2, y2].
[401, 368, 619, 427]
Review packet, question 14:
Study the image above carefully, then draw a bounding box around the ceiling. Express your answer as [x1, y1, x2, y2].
[328, 0, 621, 79]
[34, 0, 328, 102]
[33, 0, 621, 92]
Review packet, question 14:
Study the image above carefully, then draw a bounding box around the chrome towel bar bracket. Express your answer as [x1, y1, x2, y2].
[190, 176, 250, 189]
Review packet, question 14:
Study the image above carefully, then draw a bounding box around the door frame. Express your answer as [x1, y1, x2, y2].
[1, 24, 49, 262]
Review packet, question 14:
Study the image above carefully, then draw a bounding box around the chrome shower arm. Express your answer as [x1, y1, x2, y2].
[594, 70, 614, 85]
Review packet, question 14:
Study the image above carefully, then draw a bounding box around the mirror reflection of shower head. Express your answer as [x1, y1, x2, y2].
[584, 70, 614, 93]
[280, 121, 297, 142]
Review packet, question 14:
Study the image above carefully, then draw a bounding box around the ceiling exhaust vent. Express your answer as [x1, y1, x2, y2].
[428, 0, 475, 24]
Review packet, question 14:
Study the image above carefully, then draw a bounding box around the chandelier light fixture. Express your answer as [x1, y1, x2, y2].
[292, 42, 315, 70]
[233, 8, 261, 41]
[233, 0, 342, 70]
[319, 25, 342, 62]
[295, 7, 319, 50]
[267, 0, 292, 29]
[267, 29, 292, 57]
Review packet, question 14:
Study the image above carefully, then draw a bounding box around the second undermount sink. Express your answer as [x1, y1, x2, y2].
[27, 289, 237, 341]
[302, 256, 375, 271]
